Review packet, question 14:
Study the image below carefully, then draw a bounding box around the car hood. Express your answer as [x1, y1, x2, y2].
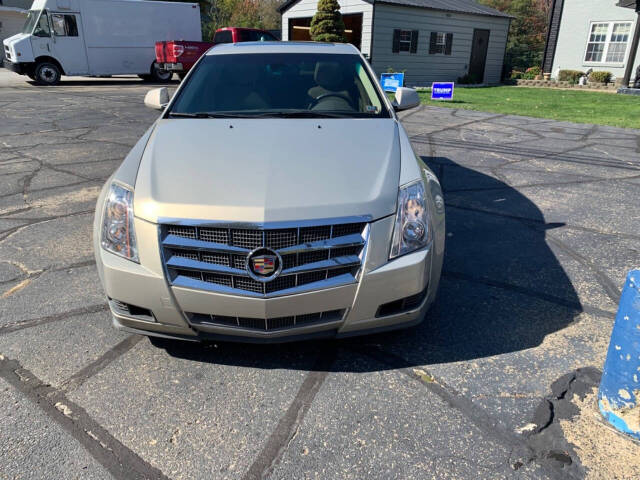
[134, 118, 400, 224]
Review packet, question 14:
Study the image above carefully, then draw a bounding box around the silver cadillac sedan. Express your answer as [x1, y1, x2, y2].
[93, 42, 445, 343]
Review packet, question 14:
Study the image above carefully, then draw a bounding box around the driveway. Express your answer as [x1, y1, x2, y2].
[1, 73, 639, 479]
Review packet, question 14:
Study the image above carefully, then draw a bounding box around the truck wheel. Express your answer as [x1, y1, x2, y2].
[34, 62, 61, 85]
[149, 62, 172, 83]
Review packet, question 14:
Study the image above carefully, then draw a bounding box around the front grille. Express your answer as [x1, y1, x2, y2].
[161, 219, 368, 297]
[188, 309, 345, 331]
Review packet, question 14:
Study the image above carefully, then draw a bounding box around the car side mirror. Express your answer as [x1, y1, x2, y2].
[144, 87, 170, 110]
[392, 87, 420, 111]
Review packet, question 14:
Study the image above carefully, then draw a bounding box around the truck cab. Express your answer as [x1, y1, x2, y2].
[3, 6, 86, 84]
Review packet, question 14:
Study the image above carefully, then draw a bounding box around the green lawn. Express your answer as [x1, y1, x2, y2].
[395, 86, 640, 129]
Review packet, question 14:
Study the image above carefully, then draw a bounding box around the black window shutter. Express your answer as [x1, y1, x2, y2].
[445, 33, 453, 55]
[410, 30, 419, 53]
[392, 29, 400, 53]
[429, 32, 437, 54]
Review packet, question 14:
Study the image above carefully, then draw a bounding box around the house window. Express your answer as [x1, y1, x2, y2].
[429, 32, 453, 55]
[399, 30, 412, 52]
[584, 21, 633, 64]
[392, 29, 419, 54]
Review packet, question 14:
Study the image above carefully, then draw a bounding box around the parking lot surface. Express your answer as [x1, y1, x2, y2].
[1, 72, 640, 479]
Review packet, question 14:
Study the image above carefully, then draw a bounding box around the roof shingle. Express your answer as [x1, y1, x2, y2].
[375, 0, 512, 18]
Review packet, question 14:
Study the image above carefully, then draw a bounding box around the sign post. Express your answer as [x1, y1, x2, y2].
[431, 82, 455, 101]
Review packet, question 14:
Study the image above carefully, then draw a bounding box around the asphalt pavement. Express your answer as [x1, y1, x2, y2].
[1, 69, 640, 479]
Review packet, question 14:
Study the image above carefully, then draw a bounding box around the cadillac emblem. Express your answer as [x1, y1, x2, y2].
[252, 255, 276, 275]
[246, 248, 282, 281]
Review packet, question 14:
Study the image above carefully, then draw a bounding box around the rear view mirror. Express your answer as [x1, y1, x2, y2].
[393, 87, 420, 111]
[144, 87, 170, 110]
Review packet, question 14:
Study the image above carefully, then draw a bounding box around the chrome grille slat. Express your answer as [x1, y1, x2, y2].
[161, 219, 369, 297]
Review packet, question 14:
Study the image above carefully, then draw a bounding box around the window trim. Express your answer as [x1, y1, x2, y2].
[582, 20, 634, 66]
[392, 29, 418, 54]
[429, 31, 453, 55]
[398, 29, 413, 52]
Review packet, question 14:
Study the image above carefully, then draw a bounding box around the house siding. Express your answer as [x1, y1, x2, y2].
[281, 0, 374, 57]
[551, 0, 639, 81]
[370, 4, 509, 85]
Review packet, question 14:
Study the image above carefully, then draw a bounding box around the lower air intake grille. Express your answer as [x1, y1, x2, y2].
[188, 309, 345, 331]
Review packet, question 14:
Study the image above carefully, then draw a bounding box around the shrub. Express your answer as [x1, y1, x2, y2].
[309, 0, 346, 43]
[589, 71, 612, 84]
[558, 70, 584, 84]
[510, 70, 524, 80]
[524, 66, 541, 79]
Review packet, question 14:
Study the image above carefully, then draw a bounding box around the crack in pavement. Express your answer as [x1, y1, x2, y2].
[442, 270, 615, 319]
[0, 304, 109, 335]
[59, 335, 143, 393]
[0, 354, 169, 480]
[241, 347, 337, 480]
[350, 346, 577, 480]
[444, 203, 640, 241]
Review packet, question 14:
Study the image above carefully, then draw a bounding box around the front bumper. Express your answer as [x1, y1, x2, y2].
[97, 215, 443, 343]
[159, 62, 184, 72]
[2, 59, 29, 74]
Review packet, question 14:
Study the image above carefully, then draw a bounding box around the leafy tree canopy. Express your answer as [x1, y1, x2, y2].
[478, 0, 551, 72]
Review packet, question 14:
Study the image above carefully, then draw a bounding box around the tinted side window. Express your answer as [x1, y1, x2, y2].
[238, 30, 252, 42]
[214, 30, 233, 43]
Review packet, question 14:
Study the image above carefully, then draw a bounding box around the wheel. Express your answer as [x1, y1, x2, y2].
[34, 62, 61, 85]
[148, 62, 172, 83]
[138, 74, 151, 81]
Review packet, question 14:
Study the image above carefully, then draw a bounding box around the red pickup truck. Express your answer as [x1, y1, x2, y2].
[156, 27, 278, 79]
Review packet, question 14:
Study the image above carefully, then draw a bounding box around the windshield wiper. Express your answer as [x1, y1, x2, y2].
[168, 112, 258, 119]
[262, 111, 351, 118]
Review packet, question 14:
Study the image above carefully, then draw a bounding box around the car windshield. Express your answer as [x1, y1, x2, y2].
[22, 10, 41, 34]
[169, 53, 390, 118]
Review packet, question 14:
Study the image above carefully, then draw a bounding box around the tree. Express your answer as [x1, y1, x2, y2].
[309, 0, 346, 43]
[478, 0, 551, 72]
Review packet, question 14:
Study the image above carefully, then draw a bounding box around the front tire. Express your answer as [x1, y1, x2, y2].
[34, 62, 61, 85]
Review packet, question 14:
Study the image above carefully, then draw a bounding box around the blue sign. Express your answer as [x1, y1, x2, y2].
[431, 82, 455, 100]
[380, 73, 404, 92]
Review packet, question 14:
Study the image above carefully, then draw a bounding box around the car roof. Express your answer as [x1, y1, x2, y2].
[205, 42, 360, 56]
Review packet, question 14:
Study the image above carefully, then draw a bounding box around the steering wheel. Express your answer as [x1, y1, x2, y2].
[308, 92, 354, 110]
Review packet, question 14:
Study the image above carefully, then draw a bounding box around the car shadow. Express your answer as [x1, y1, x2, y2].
[159, 156, 582, 372]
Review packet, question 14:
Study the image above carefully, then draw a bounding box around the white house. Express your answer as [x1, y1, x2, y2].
[543, 0, 640, 85]
[0, 0, 30, 62]
[279, 0, 512, 85]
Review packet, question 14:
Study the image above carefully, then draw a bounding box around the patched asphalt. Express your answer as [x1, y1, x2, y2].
[1, 70, 639, 479]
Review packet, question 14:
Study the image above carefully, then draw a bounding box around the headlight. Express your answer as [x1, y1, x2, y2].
[101, 183, 138, 262]
[390, 180, 432, 259]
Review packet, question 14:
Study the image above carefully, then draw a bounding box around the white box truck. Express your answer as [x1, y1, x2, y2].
[2, 0, 201, 85]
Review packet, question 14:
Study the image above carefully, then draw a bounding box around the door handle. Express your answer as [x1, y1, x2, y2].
[46, 43, 50, 52]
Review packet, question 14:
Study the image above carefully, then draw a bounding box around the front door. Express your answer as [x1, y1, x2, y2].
[49, 12, 88, 75]
[469, 29, 490, 83]
[29, 9, 54, 60]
